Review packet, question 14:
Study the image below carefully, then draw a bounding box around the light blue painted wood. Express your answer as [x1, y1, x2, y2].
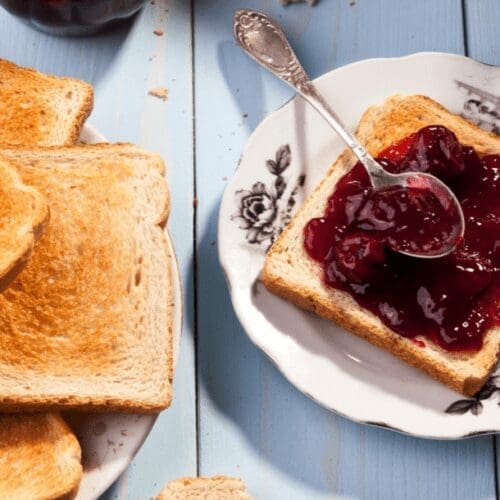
[195, 1, 496, 499]
[464, 0, 500, 65]
[0, 1, 196, 498]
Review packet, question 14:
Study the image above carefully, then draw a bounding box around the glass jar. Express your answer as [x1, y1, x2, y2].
[0, 0, 148, 36]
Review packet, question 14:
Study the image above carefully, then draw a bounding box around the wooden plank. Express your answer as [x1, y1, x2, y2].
[464, 0, 500, 64]
[195, 0, 496, 498]
[464, 1, 500, 496]
[0, 1, 197, 498]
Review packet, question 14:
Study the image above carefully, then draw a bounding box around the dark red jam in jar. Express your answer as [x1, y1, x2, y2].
[304, 125, 499, 352]
[0, 0, 147, 36]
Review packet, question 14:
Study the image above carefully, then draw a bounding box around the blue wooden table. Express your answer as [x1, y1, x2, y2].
[1, 1, 499, 498]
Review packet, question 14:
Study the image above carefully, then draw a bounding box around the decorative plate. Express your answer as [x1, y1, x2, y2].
[219, 52, 500, 439]
[68, 125, 183, 499]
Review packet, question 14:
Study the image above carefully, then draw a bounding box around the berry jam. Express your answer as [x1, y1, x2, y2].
[355, 182, 462, 256]
[304, 125, 499, 351]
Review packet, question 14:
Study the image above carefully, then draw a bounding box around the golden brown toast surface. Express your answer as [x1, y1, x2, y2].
[0, 144, 173, 412]
[0, 59, 93, 146]
[0, 157, 48, 291]
[0, 413, 82, 500]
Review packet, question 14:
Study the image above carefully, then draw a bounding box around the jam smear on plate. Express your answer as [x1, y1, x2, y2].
[304, 125, 499, 351]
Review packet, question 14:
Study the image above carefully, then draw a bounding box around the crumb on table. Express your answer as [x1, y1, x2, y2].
[280, 0, 317, 5]
[153, 28, 164, 36]
[148, 87, 168, 101]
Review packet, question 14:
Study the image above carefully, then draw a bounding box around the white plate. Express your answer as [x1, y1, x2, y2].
[67, 125, 183, 499]
[219, 52, 500, 439]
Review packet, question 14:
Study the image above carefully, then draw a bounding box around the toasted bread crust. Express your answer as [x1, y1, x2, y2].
[262, 95, 500, 396]
[263, 269, 493, 396]
[66, 86, 93, 145]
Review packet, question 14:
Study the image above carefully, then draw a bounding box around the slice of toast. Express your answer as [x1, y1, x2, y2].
[0, 59, 93, 146]
[156, 476, 252, 499]
[0, 157, 48, 291]
[0, 413, 82, 500]
[262, 95, 500, 396]
[0, 143, 173, 412]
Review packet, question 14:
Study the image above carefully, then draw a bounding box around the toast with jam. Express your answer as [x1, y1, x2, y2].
[262, 95, 499, 396]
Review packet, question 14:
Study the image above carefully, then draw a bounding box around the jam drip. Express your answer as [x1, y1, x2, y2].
[304, 125, 499, 351]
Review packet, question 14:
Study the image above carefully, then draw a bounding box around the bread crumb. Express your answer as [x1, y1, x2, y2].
[148, 87, 168, 101]
[222, 176, 228, 181]
[153, 28, 164, 36]
[280, 0, 317, 5]
[192, 197, 198, 207]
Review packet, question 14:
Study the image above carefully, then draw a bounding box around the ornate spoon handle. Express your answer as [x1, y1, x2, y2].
[233, 9, 382, 182]
[234, 9, 312, 94]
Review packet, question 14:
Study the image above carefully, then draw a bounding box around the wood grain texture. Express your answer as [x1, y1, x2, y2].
[464, 0, 500, 64]
[0, 1, 196, 498]
[195, 0, 496, 499]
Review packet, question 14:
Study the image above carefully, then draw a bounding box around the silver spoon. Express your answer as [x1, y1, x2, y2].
[233, 9, 465, 259]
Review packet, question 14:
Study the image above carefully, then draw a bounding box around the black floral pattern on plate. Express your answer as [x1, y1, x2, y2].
[233, 145, 305, 249]
[456, 81, 500, 134]
[445, 376, 500, 416]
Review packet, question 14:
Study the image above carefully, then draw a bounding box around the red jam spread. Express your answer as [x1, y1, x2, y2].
[354, 183, 462, 256]
[304, 125, 499, 351]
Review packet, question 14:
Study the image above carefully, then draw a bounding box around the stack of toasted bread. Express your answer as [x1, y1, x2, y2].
[0, 59, 174, 499]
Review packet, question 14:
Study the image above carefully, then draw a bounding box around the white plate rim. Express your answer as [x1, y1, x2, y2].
[218, 52, 500, 440]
